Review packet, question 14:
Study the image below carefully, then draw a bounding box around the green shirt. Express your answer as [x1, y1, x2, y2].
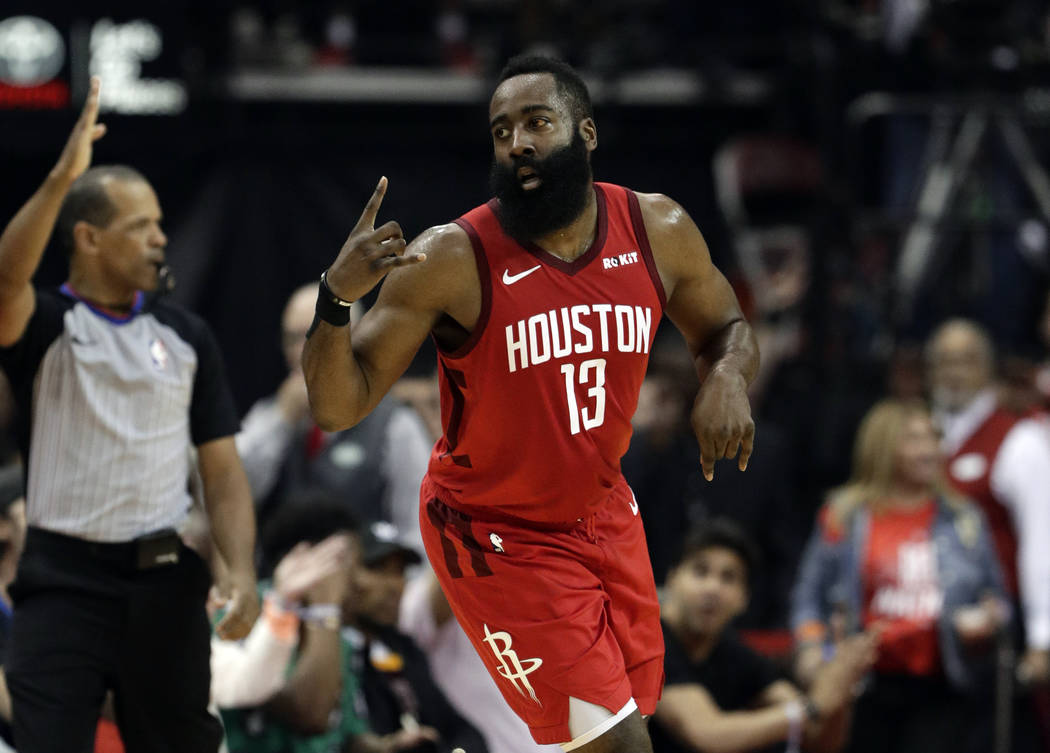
[217, 583, 370, 753]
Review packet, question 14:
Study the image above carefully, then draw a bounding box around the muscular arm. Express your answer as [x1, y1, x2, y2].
[640, 194, 757, 382]
[637, 192, 759, 479]
[303, 223, 475, 431]
[0, 79, 105, 347]
[197, 436, 259, 639]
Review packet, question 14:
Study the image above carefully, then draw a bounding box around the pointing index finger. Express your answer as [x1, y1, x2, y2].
[354, 176, 388, 234]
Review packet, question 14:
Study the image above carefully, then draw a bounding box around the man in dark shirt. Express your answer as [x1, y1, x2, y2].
[653, 519, 875, 753]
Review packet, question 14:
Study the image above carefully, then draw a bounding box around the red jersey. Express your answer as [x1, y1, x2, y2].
[862, 500, 943, 676]
[945, 409, 1019, 594]
[426, 182, 666, 523]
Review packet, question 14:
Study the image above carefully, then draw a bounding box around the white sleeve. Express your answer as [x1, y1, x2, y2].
[990, 419, 1050, 650]
[210, 618, 296, 708]
[398, 570, 438, 650]
[382, 406, 433, 557]
[234, 396, 297, 502]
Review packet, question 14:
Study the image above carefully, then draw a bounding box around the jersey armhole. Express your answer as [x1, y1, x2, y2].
[625, 189, 668, 312]
[436, 217, 492, 360]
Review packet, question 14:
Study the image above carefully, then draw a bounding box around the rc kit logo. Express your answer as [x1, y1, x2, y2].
[602, 250, 639, 270]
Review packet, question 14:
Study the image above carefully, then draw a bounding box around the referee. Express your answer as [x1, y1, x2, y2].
[0, 79, 259, 752]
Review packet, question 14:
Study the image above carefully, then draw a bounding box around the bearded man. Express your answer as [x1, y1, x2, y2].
[302, 55, 759, 753]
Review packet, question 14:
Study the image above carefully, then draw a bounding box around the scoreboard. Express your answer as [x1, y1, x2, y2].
[0, 7, 188, 115]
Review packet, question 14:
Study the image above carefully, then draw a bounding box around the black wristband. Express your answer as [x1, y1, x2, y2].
[313, 270, 353, 328]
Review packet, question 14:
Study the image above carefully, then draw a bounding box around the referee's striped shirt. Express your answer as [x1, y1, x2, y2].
[0, 285, 239, 543]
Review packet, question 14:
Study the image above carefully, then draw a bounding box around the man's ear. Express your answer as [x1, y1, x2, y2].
[71, 221, 100, 258]
[579, 118, 597, 152]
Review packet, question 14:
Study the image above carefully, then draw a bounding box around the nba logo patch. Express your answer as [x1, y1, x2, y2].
[149, 338, 169, 371]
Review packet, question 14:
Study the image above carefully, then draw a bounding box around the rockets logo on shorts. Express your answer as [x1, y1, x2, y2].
[482, 624, 543, 705]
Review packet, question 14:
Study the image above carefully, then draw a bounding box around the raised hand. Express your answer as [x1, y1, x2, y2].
[690, 367, 755, 481]
[274, 534, 354, 604]
[324, 177, 426, 302]
[53, 76, 106, 183]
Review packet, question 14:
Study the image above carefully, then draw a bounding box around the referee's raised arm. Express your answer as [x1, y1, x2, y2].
[0, 77, 105, 347]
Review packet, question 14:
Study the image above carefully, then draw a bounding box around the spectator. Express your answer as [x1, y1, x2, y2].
[399, 568, 561, 753]
[210, 530, 355, 711]
[344, 521, 488, 753]
[653, 518, 874, 753]
[792, 398, 1009, 753]
[926, 319, 1050, 685]
[220, 498, 437, 753]
[236, 284, 431, 553]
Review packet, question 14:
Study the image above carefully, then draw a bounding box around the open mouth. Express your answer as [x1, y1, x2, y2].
[517, 167, 542, 190]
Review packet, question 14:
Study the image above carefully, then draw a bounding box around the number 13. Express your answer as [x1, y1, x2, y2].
[561, 358, 606, 435]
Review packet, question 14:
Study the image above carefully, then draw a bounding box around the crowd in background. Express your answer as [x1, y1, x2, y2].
[2, 0, 1050, 751]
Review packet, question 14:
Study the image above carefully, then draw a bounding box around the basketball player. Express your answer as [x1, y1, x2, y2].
[303, 56, 758, 753]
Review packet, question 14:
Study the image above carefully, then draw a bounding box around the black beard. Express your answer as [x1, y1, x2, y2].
[489, 130, 592, 243]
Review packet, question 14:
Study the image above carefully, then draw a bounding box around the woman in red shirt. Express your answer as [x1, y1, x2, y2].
[791, 399, 1008, 753]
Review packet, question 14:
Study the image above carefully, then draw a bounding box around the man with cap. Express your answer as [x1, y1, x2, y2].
[343, 521, 488, 753]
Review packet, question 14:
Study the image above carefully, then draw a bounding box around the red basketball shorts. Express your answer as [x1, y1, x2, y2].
[419, 475, 665, 745]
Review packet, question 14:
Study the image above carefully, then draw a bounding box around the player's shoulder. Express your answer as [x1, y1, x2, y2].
[400, 222, 475, 280]
[630, 191, 709, 271]
[382, 222, 476, 304]
[632, 191, 693, 233]
[413, 221, 472, 259]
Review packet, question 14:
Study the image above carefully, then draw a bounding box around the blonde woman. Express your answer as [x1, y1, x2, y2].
[790, 399, 1008, 753]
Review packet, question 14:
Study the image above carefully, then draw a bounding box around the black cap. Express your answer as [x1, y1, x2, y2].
[360, 521, 422, 567]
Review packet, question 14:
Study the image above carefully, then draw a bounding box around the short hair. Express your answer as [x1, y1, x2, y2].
[678, 517, 760, 588]
[497, 54, 593, 123]
[259, 490, 359, 577]
[54, 165, 148, 257]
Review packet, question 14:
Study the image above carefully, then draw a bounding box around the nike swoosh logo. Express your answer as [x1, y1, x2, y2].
[502, 265, 542, 285]
[628, 491, 639, 516]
